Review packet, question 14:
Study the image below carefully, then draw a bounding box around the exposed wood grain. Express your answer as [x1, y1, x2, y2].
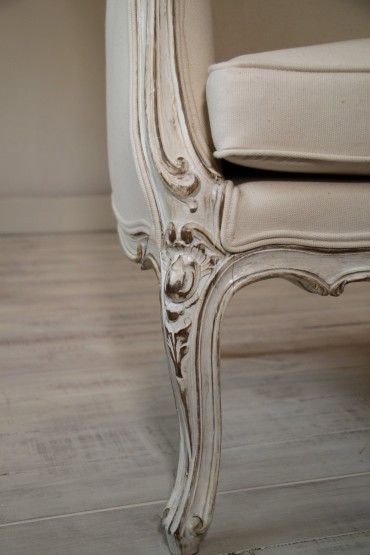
[1, 233, 370, 554]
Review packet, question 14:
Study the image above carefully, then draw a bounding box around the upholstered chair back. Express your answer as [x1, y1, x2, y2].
[106, 1, 152, 236]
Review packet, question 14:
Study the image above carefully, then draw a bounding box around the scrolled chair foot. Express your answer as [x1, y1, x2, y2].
[163, 510, 206, 555]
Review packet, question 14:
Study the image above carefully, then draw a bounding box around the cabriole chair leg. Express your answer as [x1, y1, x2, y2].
[159, 224, 223, 555]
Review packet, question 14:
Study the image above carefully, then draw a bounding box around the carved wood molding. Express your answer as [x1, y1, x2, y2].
[161, 222, 223, 450]
[218, 248, 370, 301]
[145, 0, 220, 211]
[163, 223, 222, 304]
[130, 0, 226, 247]
[157, 157, 200, 213]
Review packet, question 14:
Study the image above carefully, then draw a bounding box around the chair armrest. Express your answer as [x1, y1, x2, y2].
[128, 0, 226, 257]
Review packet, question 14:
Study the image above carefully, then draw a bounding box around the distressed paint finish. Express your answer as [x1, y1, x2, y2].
[160, 223, 223, 555]
[110, 1, 370, 554]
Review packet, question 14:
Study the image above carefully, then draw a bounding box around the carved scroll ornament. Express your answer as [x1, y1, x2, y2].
[162, 223, 221, 387]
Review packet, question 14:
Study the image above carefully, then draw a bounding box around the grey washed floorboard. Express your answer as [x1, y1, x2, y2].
[222, 530, 370, 555]
[1, 233, 370, 554]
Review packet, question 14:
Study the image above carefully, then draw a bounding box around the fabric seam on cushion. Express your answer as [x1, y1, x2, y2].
[230, 230, 370, 248]
[224, 235, 370, 253]
[209, 65, 370, 74]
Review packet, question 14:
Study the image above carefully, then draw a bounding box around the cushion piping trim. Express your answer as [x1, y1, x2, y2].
[209, 64, 370, 74]
[222, 234, 370, 252]
[214, 150, 370, 163]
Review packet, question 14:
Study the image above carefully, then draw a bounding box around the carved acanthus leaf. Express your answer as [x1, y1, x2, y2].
[162, 222, 222, 385]
[164, 223, 221, 304]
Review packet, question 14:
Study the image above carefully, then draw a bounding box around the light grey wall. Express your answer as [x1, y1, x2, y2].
[213, 0, 370, 62]
[0, 0, 109, 199]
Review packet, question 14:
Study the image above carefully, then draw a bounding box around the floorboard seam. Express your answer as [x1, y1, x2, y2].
[217, 469, 370, 497]
[1, 470, 369, 529]
[220, 528, 370, 554]
[224, 426, 370, 451]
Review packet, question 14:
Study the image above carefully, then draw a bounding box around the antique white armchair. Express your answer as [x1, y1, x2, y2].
[106, 1, 370, 554]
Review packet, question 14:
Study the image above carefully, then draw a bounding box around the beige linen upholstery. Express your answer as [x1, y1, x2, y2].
[207, 39, 370, 174]
[175, 1, 215, 168]
[221, 179, 370, 252]
[106, 0, 152, 231]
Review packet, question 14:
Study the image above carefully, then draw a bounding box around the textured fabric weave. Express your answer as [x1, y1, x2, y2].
[221, 178, 370, 251]
[207, 39, 370, 174]
[176, 0, 215, 167]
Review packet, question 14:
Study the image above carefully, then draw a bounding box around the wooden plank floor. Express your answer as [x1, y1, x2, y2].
[0, 232, 370, 555]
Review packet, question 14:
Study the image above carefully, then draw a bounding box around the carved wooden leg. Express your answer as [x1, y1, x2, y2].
[160, 223, 223, 555]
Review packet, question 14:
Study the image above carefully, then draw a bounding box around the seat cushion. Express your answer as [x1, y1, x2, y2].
[207, 39, 370, 175]
[221, 178, 370, 251]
